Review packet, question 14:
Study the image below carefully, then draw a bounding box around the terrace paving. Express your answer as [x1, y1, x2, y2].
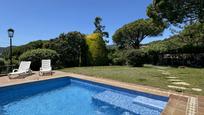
[0, 70, 203, 115]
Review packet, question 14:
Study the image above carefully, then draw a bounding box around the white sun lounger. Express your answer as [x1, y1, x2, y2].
[8, 61, 32, 78]
[39, 59, 52, 76]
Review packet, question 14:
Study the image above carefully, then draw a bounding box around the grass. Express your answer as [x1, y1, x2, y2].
[60, 65, 204, 96]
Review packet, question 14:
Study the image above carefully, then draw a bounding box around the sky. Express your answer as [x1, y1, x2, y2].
[0, 0, 173, 47]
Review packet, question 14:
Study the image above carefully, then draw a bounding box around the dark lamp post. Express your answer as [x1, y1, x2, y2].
[8, 28, 14, 66]
[8, 28, 14, 38]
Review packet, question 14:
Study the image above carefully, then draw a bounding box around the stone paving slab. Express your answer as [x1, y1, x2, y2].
[172, 82, 190, 86]
[161, 94, 188, 115]
[192, 88, 202, 92]
[157, 70, 164, 72]
[168, 79, 183, 82]
[167, 85, 187, 90]
[162, 72, 171, 75]
[166, 77, 179, 79]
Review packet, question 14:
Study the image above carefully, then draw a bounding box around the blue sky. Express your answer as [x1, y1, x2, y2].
[0, 0, 173, 47]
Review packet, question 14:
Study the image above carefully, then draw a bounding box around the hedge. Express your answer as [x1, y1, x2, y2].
[0, 58, 5, 66]
[19, 49, 59, 70]
[126, 50, 146, 67]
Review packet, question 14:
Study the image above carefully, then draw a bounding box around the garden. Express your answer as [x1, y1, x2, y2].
[0, 0, 204, 95]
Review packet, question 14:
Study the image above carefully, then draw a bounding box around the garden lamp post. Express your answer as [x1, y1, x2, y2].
[8, 28, 14, 66]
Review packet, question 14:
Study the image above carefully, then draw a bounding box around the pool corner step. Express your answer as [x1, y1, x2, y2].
[92, 90, 165, 114]
[133, 96, 166, 110]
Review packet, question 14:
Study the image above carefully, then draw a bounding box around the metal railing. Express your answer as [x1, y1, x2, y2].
[0, 65, 16, 77]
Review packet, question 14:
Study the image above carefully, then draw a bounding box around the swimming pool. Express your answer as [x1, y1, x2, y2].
[0, 77, 168, 115]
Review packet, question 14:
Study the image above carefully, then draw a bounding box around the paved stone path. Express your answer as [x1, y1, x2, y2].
[158, 69, 203, 93]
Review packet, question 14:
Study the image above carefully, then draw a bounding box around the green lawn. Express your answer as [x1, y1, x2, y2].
[60, 65, 204, 95]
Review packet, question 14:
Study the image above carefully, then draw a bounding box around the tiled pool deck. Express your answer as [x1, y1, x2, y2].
[0, 71, 203, 115]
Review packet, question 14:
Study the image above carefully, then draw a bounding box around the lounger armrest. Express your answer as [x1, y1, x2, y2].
[48, 67, 52, 71]
[12, 69, 18, 73]
[40, 67, 52, 71]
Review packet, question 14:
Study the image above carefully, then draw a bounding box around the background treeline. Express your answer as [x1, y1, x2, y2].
[1, 22, 204, 69]
[109, 22, 204, 67]
[1, 32, 108, 70]
[1, 0, 204, 69]
[0, 17, 109, 71]
[144, 22, 204, 67]
[109, 0, 204, 67]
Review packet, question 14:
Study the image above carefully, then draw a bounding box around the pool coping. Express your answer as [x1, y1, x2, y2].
[63, 73, 202, 115]
[0, 71, 203, 115]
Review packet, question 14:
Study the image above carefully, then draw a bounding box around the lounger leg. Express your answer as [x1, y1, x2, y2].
[8, 74, 11, 79]
[39, 72, 43, 76]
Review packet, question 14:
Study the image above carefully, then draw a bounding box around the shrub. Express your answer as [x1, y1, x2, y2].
[19, 49, 59, 70]
[111, 50, 127, 65]
[86, 33, 108, 66]
[126, 50, 146, 67]
[0, 58, 5, 74]
[2, 40, 46, 62]
[107, 48, 115, 65]
[0, 58, 5, 66]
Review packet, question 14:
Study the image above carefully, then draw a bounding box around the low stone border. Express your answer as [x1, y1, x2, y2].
[186, 97, 198, 115]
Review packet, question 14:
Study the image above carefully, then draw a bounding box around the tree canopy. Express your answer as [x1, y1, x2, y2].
[44, 31, 87, 67]
[147, 0, 204, 25]
[179, 23, 204, 46]
[86, 33, 108, 66]
[93, 16, 109, 41]
[112, 18, 165, 49]
[143, 23, 204, 54]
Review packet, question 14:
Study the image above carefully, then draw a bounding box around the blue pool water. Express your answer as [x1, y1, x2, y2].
[0, 77, 168, 115]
